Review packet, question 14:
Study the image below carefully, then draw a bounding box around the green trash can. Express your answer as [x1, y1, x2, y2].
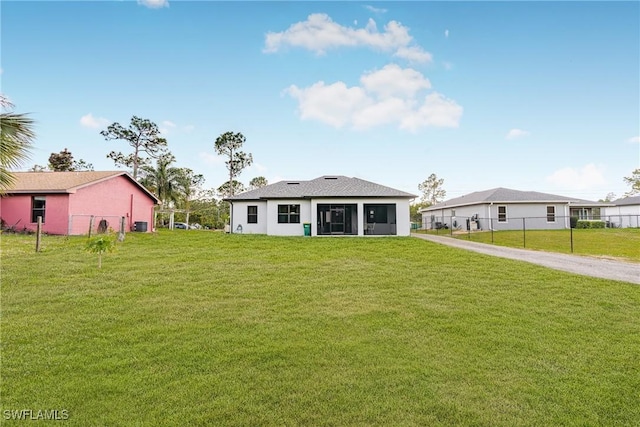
[303, 223, 311, 236]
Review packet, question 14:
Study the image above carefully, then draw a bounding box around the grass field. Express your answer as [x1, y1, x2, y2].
[419, 228, 640, 262]
[2, 231, 639, 426]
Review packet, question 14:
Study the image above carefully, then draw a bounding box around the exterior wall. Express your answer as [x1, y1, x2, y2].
[70, 175, 156, 233]
[422, 203, 569, 231]
[229, 197, 412, 236]
[603, 205, 640, 228]
[230, 201, 268, 234]
[266, 199, 312, 236]
[0, 194, 70, 235]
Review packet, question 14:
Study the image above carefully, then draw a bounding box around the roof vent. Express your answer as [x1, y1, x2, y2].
[324, 177, 338, 180]
[287, 182, 300, 185]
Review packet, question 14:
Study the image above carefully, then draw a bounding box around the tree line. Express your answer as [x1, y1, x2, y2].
[1, 101, 639, 229]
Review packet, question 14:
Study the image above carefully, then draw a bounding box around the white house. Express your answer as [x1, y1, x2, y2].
[225, 176, 417, 236]
[419, 188, 611, 231]
[603, 195, 640, 228]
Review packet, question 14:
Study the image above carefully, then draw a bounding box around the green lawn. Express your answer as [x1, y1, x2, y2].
[419, 228, 640, 262]
[2, 231, 639, 426]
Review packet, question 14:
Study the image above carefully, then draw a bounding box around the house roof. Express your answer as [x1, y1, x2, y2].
[4, 171, 159, 203]
[421, 187, 609, 212]
[226, 175, 417, 201]
[611, 195, 640, 206]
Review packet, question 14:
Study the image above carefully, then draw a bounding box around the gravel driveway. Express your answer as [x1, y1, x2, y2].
[412, 233, 640, 285]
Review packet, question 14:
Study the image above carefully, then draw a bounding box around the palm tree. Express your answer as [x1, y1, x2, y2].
[175, 168, 204, 225]
[138, 154, 183, 205]
[1, 96, 35, 193]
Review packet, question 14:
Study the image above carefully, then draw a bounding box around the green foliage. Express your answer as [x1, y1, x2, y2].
[410, 201, 430, 222]
[623, 168, 640, 196]
[248, 176, 268, 190]
[418, 173, 446, 204]
[570, 216, 578, 228]
[217, 180, 245, 198]
[85, 235, 116, 268]
[0, 95, 35, 193]
[101, 116, 169, 179]
[214, 131, 253, 197]
[48, 148, 75, 171]
[2, 232, 639, 425]
[46, 149, 94, 172]
[576, 220, 605, 229]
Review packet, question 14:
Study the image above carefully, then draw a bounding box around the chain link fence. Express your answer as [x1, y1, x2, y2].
[421, 214, 639, 253]
[68, 215, 126, 236]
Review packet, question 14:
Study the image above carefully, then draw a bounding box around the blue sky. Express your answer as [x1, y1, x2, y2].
[2, 0, 639, 201]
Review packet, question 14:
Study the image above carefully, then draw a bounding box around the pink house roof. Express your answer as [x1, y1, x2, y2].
[6, 171, 159, 203]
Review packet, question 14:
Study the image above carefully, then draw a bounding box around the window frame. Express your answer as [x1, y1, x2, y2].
[31, 196, 46, 223]
[546, 205, 556, 223]
[497, 205, 507, 223]
[277, 204, 301, 224]
[247, 205, 258, 224]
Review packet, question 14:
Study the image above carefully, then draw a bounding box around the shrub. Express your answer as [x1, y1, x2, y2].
[576, 220, 605, 229]
[570, 216, 579, 228]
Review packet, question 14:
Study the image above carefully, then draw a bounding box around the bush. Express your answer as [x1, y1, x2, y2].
[570, 216, 578, 228]
[576, 220, 605, 229]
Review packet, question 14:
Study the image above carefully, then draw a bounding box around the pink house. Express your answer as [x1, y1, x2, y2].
[0, 171, 159, 235]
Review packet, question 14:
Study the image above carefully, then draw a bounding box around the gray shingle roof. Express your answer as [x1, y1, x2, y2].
[226, 176, 417, 201]
[611, 195, 640, 206]
[422, 187, 607, 211]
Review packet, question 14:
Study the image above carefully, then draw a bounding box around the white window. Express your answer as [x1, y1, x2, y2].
[546, 206, 556, 222]
[498, 206, 507, 222]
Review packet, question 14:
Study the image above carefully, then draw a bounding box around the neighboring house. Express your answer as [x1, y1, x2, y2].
[603, 195, 640, 228]
[0, 171, 159, 235]
[225, 175, 417, 236]
[419, 187, 611, 231]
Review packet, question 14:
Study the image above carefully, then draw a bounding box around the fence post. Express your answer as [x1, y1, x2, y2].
[522, 217, 526, 248]
[491, 217, 494, 244]
[88, 215, 95, 238]
[36, 216, 42, 252]
[570, 223, 574, 253]
[118, 216, 126, 242]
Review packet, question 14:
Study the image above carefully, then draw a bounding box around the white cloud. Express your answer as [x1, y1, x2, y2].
[400, 93, 463, 131]
[445, 29, 449, 38]
[546, 163, 607, 191]
[284, 64, 462, 132]
[627, 136, 640, 144]
[137, 0, 169, 8]
[80, 113, 109, 129]
[159, 120, 177, 135]
[365, 5, 388, 14]
[360, 64, 431, 98]
[264, 13, 432, 63]
[285, 81, 370, 128]
[393, 46, 433, 63]
[199, 152, 224, 166]
[506, 128, 530, 140]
